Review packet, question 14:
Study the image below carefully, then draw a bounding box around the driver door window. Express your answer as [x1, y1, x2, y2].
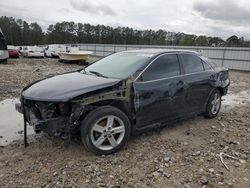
[140, 54, 180, 81]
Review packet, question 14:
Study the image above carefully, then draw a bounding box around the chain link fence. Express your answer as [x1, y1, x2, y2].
[75, 44, 250, 71]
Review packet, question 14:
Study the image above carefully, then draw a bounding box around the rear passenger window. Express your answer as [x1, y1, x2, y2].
[180, 54, 204, 74]
[141, 54, 180, 81]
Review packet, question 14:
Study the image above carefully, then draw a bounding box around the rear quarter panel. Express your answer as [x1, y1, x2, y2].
[212, 67, 230, 93]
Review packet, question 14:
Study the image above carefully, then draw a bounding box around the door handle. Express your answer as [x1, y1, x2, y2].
[210, 74, 216, 80]
[177, 80, 184, 86]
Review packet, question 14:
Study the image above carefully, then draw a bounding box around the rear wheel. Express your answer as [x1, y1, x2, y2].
[204, 89, 221, 118]
[80, 106, 131, 155]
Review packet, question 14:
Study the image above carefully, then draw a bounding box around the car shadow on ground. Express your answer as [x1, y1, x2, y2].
[28, 114, 208, 156]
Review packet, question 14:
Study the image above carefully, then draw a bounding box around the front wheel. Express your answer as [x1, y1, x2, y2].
[204, 89, 221, 118]
[80, 106, 131, 155]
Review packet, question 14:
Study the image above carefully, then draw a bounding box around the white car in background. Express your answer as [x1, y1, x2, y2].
[23, 46, 44, 58]
[44, 44, 67, 58]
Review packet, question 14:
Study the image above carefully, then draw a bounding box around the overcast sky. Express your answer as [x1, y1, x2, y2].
[1, 0, 250, 39]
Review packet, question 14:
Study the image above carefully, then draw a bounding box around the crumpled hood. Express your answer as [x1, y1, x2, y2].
[22, 72, 121, 101]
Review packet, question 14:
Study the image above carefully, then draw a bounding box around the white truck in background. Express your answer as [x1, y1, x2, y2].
[44, 44, 67, 58]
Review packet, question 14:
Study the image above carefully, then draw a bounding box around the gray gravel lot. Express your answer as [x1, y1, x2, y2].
[0, 58, 249, 188]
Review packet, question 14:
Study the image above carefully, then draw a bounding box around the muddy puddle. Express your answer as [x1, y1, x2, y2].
[221, 89, 250, 111]
[0, 90, 249, 146]
[0, 98, 34, 146]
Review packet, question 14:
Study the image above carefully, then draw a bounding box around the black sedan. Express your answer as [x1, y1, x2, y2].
[16, 49, 230, 155]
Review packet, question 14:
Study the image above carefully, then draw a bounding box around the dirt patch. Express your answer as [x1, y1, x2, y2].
[228, 71, 250, 93]
[0, 58, 249, 188]
[0, 57, 98, 101]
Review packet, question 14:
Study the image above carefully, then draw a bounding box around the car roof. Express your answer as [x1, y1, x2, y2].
[123, 48, 200, 56]
[28, 46, 42, 49]
[7, 45, 15, 49]
[49, 44, 65, 47]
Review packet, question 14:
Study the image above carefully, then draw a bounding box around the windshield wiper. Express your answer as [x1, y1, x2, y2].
[89, 71, 108, 78]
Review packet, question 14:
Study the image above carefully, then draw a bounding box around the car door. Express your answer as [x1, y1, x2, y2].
[178, 53, 213, 114]
[133, 53, 186, 130]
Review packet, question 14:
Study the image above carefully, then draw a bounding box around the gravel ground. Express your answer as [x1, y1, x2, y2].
[0, 58, 250, 188]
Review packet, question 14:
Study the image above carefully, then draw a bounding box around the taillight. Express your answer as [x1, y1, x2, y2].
[219, 71, 229, 81]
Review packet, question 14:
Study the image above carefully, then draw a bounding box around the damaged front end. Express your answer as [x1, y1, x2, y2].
[15, 98, 86, 137]
[15, 70, 133, 147]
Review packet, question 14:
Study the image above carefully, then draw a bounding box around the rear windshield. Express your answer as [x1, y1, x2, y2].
[200, 56, 218, 68]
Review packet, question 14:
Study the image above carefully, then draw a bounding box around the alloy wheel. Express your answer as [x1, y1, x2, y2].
[90, 115, 125, 151]
[211, 93, 221, 115]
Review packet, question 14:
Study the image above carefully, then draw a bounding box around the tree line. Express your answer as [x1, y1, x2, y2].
[1, 16, 250, 47]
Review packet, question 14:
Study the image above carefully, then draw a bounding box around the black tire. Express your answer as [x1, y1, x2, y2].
[204, 89, 221, 118]
[80, 106, 131, 155]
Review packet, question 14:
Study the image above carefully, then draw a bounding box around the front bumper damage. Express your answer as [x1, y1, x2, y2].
[15, 98, 87, 146]
[16, 103, 68, 135]
[15, 79, 131, 147]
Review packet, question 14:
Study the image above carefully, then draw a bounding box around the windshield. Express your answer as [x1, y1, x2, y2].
[84, 52, 152, 79]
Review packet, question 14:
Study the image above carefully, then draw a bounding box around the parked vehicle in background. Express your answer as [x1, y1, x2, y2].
[16, 49, 230, 155]
[23, 46, 44, 58]
[44, 44, 67, 57]
[0, 28, 9, 62]
[7, 45, 19, 58]
[17, 46, 25, 56]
